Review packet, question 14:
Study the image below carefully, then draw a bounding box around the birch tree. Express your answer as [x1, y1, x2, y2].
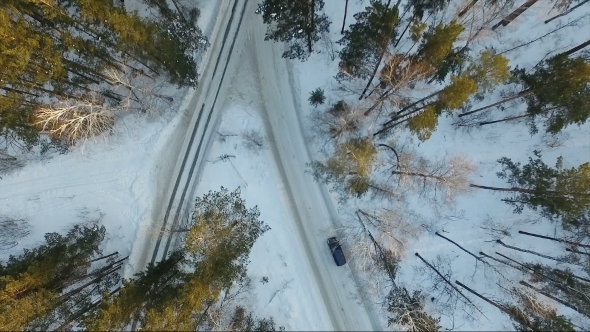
[385, 143, 475, 208]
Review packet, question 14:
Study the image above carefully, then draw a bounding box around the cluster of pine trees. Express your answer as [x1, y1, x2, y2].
[260, 0, 590, 330]
[0, 0, 206, 156]
[0, 188, 280, 331]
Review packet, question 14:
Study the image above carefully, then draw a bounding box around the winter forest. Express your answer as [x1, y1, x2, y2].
[1, 0, 590, 331]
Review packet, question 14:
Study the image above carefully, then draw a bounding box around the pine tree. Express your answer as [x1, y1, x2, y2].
[407, 105, 438, 141]
[0, 224, 121, 331]
[376, 74, 477, 138]
[504, 287, 576, 332]
[311, 138, 378, 197]
[471, 151, 590, 229]
[1, 0, 207, 148]
[258, 0, 331, 60]
[337, 0, 399, 80]
[309, 87, 326, 106]
[416, 20, 464, 69]
[85, 251, 184, 331]
[89, 187, 271, 330]
[459, 55, 590, 134]
[518, 55, 590, 133]
[395, 0, 452, 47]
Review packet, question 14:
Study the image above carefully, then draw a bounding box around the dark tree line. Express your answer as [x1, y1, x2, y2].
[0, 188, 280, 331]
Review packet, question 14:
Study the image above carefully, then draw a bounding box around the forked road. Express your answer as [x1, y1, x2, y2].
[140, 0, 381, 330]
[134, 0, 247, 284]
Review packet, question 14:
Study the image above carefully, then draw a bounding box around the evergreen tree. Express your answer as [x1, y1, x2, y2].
[460, 55, 590, 134]
[524, 263, 590, 319]
[227, 306, 284, 331]
[379, 74, 477, 139]
[471, 151, 590, 229]
[1, 0, 206, 148]
[0, 224, 121, 331]
[337, 0, 399, 80]
[87, 187, 270, 330]
[309, 87, 326, 106]
[504, 287, 576, 332]
[416, 20, 464, 69]
[258, 0, 330, 60]
[311, 138, 378, 197]
[85, 251, 184, 331]
[518, 54, 590, 133]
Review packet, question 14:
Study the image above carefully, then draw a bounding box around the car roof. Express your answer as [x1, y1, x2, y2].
[333, 246, 346, 266]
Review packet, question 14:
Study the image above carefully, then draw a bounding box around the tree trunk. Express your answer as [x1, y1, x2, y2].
[0, 86, 40, 98]
[394, 19, 411, 48]
[373, 104, 431, 137]
[341, 0, 349, 34]
[56, 286, 121, 331]
[519, 280, 580, 312]
[459, 90, 532, 117]
[477, 113, 530, 126]
[496, 240, 564, 263]
[89, 252, 120, 263]
[496, 252, 590, 285]
[415, 253, 482, 311]
[492, 0, 539, 30]
[364, 88, 392, 115]
[359, 6, 399, 99]
[396, 90, 441, 116]
[519, 230, 590, 249]
[458, 0, 479, 17]
[470, 183, 590, 197]
[495, 251, 590, 300]
[357, 210, 397, 283]
[55, 263, 122, 306]
[373, 88, 442, 135]
[566, 248, 590, 256]
[307, 0, 315, 54]
[479, 251, 524, 271]
[170, 0, 188, 23]
[393, 170, 443, 181]
[455, 280, 536, 330]
[436, 232, 484, 262]
[545, 0, 590, 24]
[53, 256, 129, 292]
[561, 39, 590, 56]
[378, 143, 400, 167]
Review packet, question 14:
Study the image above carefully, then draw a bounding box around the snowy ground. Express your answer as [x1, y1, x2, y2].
[0, 0, 222, 264]
[288, 0, 590, 330]
[192, 99, 333, 331]
[2, 0, 590, 331]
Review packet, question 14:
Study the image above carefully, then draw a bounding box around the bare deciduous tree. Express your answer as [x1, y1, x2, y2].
[365, 54, 435, 117]
[386, 286, 441, 331]
[103, 66, 173, 117]
[241, 129, 265, 153]
[385, 143, 475, 209]
[32, 94, 115, 145]
[309, 101, 364, 146]
[415, 254, 485, 324]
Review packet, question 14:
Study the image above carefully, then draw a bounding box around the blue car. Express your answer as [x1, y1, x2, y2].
[327, 237, 347, 266]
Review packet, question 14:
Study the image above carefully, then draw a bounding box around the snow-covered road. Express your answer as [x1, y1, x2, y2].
[131, 0, 244, 277]
[236, 3, 381, 331]
[137, 0, 381, 329]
